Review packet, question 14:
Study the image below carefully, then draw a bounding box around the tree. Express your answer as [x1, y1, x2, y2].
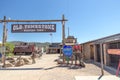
[5, 42, 15, 57]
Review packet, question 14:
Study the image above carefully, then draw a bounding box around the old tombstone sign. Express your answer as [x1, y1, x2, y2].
[11, 24, 56, 33]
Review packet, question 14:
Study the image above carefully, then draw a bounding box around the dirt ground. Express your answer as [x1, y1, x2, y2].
[0, 54, 118, 80]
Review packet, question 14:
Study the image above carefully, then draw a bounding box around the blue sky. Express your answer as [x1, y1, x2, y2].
[0, 0, 120, 43]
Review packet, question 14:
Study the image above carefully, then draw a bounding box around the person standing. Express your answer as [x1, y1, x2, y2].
[73, 44, 85, 67]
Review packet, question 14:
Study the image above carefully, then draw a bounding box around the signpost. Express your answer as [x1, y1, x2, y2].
[62, 45, 73, 64]
[63, 45, 73, 57]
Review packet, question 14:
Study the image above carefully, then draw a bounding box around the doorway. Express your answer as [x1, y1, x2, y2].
[96, 44, 101, 62]
[109, 54, 120, 69]
[90, 45, 94, 60]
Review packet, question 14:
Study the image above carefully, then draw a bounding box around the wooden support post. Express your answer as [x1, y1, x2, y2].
[103, 43, 107, 66]
[2, 16, 7, 68]
[62, 15, 65, 63]
[100, 43, 104, 75]
[93, 44, 97, 62]
[62, 14, 65, 45]
[60, 48, 62, 57]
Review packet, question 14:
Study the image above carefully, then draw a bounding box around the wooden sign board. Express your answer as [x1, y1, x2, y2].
[107, 49, 120, 55]
[11, 24, 56, 33]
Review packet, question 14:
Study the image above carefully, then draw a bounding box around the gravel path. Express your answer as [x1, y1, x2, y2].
[0, 54, 115, 80]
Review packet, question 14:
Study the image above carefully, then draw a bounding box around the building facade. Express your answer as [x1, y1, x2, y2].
[81, 33, 120, 69]
[47, 43, 61, 54]
[47, 36, 77, 54]
[64, 36, 77, 46]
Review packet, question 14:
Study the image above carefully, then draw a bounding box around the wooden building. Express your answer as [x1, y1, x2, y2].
[47, 43, 61, 54]
[81, 33, 120, 69]
[64, 36, 77, 46]
[47, 36, 77, 54]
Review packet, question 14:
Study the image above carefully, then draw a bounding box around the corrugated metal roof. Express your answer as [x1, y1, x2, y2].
[81, 33, 120, 44]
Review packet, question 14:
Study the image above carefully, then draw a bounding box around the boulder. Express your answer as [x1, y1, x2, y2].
[22, 58, 31, 64]
[5, 61, 13, 67]
[57, 59, 63, 64]
[14, 59, 25, 67]
[6, 57, 15, 64]
[28, 57, 32, 60]
[80, 62, 85, 67]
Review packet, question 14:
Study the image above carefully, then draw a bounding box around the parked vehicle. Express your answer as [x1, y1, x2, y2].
[13, 44, 35, 55]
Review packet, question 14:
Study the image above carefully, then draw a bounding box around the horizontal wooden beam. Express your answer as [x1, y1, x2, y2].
[0, 19, 68, 23]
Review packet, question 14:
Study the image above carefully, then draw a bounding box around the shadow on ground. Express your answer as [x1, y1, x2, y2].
[84, 60, 116, 75]
[0, 68, 43, 70]
[0, 64, 84, 70]
[44, 64, 85, 70]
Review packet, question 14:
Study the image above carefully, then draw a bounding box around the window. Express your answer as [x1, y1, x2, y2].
[108, 42, 120, 49]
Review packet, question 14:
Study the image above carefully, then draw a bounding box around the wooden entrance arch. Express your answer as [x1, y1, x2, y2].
[0, 15, 68, 67]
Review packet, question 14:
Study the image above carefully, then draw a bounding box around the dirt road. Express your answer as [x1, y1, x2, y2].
[0, 54, 118, 80]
